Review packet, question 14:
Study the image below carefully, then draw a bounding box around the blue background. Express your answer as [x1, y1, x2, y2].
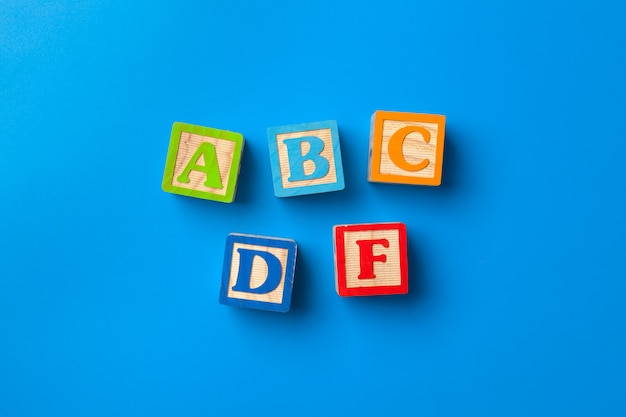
[1, 1, 625, 416]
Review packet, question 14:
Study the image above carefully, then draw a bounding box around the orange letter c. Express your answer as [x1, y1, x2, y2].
[388, 125, 431, 172]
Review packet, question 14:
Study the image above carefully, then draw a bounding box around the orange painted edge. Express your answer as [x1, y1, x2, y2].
[368, 112, 383, 182]
[368, 110, 446, 186]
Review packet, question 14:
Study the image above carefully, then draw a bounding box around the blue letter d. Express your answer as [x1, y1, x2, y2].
[231, 248, 282, 294]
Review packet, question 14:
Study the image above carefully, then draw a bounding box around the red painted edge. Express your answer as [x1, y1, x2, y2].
[334, 223, 408, 297]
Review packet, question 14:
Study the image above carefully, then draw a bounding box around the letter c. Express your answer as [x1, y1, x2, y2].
[387, 125, 431, 172]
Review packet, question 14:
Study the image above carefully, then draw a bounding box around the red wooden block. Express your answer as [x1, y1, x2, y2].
[333, 222, 408, 296]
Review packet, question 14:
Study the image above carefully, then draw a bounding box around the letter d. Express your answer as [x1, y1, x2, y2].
[231, 248, 283, 294]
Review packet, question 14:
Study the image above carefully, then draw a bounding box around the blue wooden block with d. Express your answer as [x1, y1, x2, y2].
[219, 233, 297, 312]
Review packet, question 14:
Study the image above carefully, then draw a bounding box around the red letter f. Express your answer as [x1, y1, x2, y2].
[355, 239, 389, 279]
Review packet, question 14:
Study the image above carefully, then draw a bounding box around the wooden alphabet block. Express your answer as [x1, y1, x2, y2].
[267, 120, 345, 197]
[162, 122, 244, 203]
[333, 222, 408, 296]
[368, 111, 445, 186]
[219, 233, 297, 312]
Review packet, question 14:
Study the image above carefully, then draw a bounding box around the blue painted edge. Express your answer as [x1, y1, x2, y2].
[267, 120, 345, 197]
[219, 233, 297, 313]
[267, 133, 284, 197]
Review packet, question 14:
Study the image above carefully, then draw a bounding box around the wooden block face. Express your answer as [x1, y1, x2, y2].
[368, 111, 445, 186]
[162, 122, 244, 203]
[219, 233, 297, 312]
[267, 120, 345, 197]
[333, 223, 408, 296]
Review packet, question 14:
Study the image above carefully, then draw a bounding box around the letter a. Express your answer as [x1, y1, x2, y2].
[176, 142, 223, 188]
[231, 248, 283, 294]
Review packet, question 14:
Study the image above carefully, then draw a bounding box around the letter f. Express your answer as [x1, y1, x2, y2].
[355, 239, 389, 279]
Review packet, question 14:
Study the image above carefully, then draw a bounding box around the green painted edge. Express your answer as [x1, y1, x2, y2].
[161, 122, 245, 203]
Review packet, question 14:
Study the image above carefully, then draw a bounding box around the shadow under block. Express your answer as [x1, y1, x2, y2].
[219, 233, 297, 312]
[333, 222, 408, 297]
[267, 120, 345, 197]
[162, 122, 244, 203]
[368, 111, 445, 186]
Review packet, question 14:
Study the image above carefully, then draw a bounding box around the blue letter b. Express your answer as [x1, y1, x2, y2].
[283, 136, 330, 182]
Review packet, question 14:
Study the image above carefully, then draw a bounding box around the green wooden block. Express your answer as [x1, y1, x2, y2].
[162, 122, 244, 203]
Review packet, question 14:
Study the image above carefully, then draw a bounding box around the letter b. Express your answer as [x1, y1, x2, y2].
[283, 136, 330, 182]
[267, 121, 345, 197]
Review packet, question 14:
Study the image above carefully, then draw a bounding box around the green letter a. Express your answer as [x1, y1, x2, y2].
[176, 142, 223, 188]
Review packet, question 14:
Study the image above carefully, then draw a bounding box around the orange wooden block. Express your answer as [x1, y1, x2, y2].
[368, 110, 446, 186]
